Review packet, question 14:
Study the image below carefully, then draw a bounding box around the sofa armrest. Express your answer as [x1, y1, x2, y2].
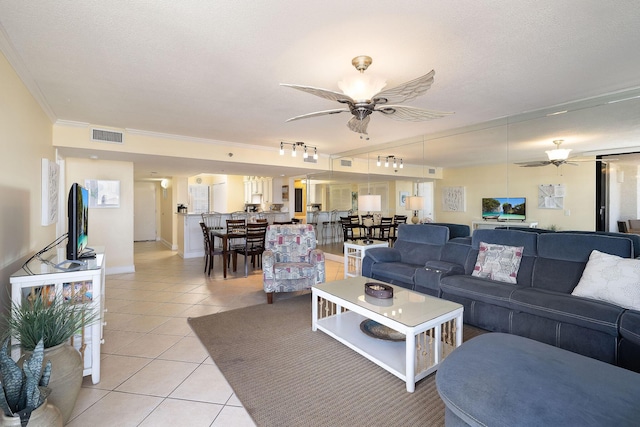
[364, 247, 402, 263]
[362, 248, 402, 278]
[415, 260, 466, 296]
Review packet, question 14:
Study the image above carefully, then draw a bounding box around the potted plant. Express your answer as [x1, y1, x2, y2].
[4, 292, 98, 424]
[0, 338, 62, 426]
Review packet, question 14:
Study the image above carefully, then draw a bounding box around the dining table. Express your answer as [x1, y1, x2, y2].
[210, 227, 248, 278]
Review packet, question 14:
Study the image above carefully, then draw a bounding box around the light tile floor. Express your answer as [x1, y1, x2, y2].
[67, 241, 345, 427]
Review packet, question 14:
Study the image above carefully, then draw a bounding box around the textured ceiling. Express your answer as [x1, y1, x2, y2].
[2, 1, 640, 179]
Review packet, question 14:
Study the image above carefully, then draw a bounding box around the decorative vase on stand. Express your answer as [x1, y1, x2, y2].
[0, 399, 63, 427]
[19, 343, 83, 425]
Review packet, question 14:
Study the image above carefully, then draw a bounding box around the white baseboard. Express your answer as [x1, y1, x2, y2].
[106, 265, 135, 275]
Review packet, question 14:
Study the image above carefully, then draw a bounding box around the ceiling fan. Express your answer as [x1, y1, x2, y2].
[281, 55, 453, 136]
[516, 140, 578, 167]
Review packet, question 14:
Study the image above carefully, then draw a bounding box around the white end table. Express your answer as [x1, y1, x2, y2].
[344, 240, 388, 278]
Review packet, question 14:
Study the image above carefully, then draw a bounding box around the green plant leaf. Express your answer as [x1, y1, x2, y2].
[0, 338, 23, 412]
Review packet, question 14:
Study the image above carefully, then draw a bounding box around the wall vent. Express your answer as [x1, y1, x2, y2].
[91, 128, 124, 144]
[340, 159, 352, 167]
[428, 168, 436, 174]
[303, 157, 317, 164]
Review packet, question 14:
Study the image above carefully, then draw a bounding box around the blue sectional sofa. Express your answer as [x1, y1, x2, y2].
[362, 224, 451, 293]
[362, 226, 640, 371]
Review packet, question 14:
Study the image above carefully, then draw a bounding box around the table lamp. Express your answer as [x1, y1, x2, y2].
[406, 196, 424, 224]
[358, 194, 381, 243]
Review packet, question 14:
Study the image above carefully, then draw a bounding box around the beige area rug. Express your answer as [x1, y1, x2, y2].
[188, 294, 486, 427]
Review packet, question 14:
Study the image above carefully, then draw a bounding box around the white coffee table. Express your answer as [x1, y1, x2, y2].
[312, 276, 463, 392]
[343, 240, 388, 278]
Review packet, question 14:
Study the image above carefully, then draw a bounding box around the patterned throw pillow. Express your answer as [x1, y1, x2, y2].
[472, 242, 524, 284]
[572, 250, 640, 310]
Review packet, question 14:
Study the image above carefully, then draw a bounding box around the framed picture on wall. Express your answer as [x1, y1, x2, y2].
[399, 191, 409, 207]
[282, 185, 289, 201]
[85, 179, 120, 208]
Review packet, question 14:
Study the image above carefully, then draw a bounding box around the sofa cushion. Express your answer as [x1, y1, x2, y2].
[440, 275, 523, 309]
[472, 242, 523, 283]
[369, 262, 417, 289]
[571, 250, 640, 310]
[533, 233, 634, 293]
[393, 224, 448, 266]
[510, 287, 624, 336]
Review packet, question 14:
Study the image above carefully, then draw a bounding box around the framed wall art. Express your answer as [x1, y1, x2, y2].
[442, 186, 466, 212]
[41, 158, 60, 225]
[85, 179, 120, 208]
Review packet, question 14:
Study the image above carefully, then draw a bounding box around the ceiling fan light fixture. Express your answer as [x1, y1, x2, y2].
[546, 139, 571, 161]
[338, 74, 386, 102]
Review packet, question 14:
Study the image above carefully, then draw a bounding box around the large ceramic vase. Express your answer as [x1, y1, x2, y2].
[0, 399, 63, 427]
[20, 343, 83, 424]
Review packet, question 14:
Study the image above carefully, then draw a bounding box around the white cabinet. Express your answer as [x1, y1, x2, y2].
[344, 241, 389, 278]
[177, 213, 205, 258]
[263, 178, 272, 203]
[471, 220, 539, 230]
[10, 249, 106, 384]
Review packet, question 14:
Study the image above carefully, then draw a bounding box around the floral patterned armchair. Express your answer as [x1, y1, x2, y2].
[263, 224, 325, 303]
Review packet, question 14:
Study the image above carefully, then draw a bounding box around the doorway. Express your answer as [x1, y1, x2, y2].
[134, 182, 157, 241]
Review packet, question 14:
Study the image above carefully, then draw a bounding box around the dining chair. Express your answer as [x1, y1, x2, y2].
[377, 216, 394, 241]
[226, 219, 247, 266]
[199, 222, 224, 276]
[233, 222, 268, 272]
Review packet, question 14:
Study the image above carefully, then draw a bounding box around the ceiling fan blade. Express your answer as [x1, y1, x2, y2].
[347, 116, 370, 134]
[280, 83, 354, 103]
[372, 70, 436, 104]
[515, 161, 553, 167]
[375, 105, 454, 122]
[285, 108, 349, 122]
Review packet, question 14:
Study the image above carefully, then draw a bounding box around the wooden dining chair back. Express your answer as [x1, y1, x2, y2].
[377, 216, 394, 240]
[233, 222, 268, 271]
[200, 222, 223, 276]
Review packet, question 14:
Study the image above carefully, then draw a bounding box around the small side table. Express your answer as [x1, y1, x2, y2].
[344, 240, 389, 278]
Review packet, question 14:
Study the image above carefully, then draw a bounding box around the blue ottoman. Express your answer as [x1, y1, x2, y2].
[436, 333, 640, 426]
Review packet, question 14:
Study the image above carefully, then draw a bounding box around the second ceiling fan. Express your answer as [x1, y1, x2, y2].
[281, 55, 453, 136]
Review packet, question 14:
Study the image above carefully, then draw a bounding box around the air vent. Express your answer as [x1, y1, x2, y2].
[303, 157, 317, 164]
[91, 128, 124, 144]
[340, 159, 352, 167]
[428, 168, 436, 175]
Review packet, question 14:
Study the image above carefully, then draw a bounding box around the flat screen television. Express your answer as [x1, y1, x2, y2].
[66, 183, 90, 260]
[482, 197, 526, 221]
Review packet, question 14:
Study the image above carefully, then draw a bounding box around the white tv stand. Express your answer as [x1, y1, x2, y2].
[10, 247, 105, 384]
[472, 220, 539, 230]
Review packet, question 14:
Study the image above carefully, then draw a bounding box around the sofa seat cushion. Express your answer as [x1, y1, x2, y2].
[620, 310, 640, 346]
[510, 287, 624, 336]
[436, 333, 640, 427]
[440, 275, 522, 309]
[273, 262, 315, 278]
[370, 262, 418, 288]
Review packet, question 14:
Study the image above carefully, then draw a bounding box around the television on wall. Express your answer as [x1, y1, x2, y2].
[482, 197, 526, 221]
[66, 183, 90, 260]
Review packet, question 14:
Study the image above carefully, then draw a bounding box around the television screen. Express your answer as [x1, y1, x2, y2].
[66, 183, 89, 260]
[482, 197, 526, 220]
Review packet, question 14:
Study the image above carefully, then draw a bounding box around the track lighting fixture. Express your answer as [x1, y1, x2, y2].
[279, 141, 318, 160]
[377, 155, 403, 169]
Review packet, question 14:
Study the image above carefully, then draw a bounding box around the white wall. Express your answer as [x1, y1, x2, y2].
[65, 158, 135, 273]
[436, 162, 596, 231]
[0, 51, 55, 322]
